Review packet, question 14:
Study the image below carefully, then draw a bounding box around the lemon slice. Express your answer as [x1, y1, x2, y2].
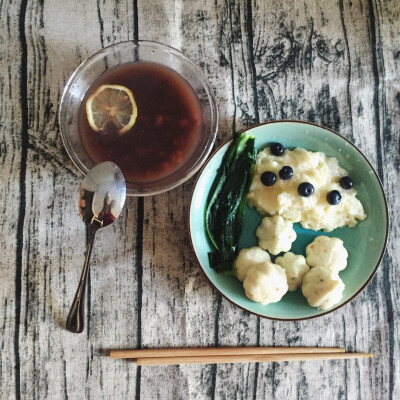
[86, 84, 138, 134]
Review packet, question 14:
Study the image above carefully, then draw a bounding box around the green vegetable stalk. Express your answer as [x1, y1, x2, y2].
[205, 132, 257, 272]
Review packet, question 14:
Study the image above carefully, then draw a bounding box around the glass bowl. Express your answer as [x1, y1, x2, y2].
[59, 41, 218, 196]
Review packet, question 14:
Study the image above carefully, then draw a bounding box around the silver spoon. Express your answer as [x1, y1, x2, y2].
[66, 161, 126, 333]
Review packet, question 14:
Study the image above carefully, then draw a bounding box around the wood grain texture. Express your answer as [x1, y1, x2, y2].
[137, 352, 372, 366]
[0, 1, 23, 399]
[0, 0, 398, 399]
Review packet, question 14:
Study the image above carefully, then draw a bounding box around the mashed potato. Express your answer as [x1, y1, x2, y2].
[247, 147, 366, 232]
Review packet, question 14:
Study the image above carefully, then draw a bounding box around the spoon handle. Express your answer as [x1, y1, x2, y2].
[66, 225, 98, 333]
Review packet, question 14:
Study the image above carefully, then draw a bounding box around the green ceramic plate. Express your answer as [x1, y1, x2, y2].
[189, 121, 388, 320]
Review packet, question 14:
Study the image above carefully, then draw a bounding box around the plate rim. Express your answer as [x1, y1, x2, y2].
[189, 120, 389, 321]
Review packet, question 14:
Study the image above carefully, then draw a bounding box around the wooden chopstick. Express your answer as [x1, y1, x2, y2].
[136, 352, 373, 366]
[109, 346, 345, 359]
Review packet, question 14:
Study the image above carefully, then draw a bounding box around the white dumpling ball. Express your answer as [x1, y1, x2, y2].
[243, 261, 288, 306]
[306, 236, 348, 273]
[275, 252, 310, 291]
[301, 267, 345, 310]
[234, 246, 271, 282]
[256, 215, 297, 255]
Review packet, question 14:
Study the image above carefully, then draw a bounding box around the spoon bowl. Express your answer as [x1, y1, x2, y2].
[77, 161, 126, 227]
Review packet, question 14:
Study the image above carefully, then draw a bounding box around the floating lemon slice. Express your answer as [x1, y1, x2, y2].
[86, 84, 138, 134]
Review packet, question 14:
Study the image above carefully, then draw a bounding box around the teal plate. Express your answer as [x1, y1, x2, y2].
[189, 121, 389, 320]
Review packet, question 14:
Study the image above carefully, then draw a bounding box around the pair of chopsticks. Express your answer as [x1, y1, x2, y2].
[109, 347, 372, 366]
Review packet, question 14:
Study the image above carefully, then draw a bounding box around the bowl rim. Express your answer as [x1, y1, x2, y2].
[189, 119, 389, 321]
[59, 39, 218, 196]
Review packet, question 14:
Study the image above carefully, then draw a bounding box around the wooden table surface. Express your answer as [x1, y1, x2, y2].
[1, 1, 399, 399]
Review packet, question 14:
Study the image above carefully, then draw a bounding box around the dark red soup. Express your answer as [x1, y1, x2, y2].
[78, 62, 202, 183]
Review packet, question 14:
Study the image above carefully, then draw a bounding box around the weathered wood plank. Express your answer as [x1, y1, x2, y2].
[136, 2, 220, 399]
[136, 6, 221, 396]
[19, 0, 100, 397]
[369, 0, 400, 398]
[16, 1, 140, 399]
[76, 2, 141, 399]
[0, 1, 23, 399]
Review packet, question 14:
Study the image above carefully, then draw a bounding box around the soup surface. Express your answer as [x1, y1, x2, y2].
[79, 61, 202, 183]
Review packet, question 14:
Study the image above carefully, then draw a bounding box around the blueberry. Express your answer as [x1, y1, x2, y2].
[298, 182, 314, 197]
[279, 166, 293, 180]
[340, 176, 353, 190]
[261, 171, 277, 186]
[327, 190, 342, 205]
[271, 143, 285, 156]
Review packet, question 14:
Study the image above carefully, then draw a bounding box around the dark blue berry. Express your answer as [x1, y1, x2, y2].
[271, 143, 285, 156]
[327, 190, 342, 205]
[261, 171, 276, 186]
[279, 166, 293, 180]
[298, 182, 314, 197]
[340, 176, 353, 190]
